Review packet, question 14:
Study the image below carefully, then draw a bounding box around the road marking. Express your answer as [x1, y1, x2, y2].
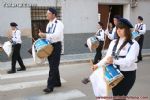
[0, 78, 66, 91]
[0, 70, 49, 79]
[26, 89, 86, 100]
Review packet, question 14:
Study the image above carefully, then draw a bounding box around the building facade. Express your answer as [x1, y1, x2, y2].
[0, 0, 150, 37]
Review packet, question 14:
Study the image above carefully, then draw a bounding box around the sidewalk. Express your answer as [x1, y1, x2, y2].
[0, 49, 150, 71]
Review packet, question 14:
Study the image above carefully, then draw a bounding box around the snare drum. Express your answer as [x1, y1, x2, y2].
[34, 39, 53, 58]
[132, 32, 140, 39]
[87, 36, 99, 49]
[104, 64, 124, 88]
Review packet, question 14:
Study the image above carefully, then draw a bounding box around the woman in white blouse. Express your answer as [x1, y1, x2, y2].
[92, 18, 139, 97]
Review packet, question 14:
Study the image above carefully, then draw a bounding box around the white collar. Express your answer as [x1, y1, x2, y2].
[137, 22, 143, 25]
[49, 18, 57, 23]
[119, 37, 126, 42]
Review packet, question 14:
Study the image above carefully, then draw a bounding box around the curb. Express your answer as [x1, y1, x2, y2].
[0, 52, 150, 71]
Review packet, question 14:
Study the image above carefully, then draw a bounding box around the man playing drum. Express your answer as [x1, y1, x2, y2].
[134, 16, 146, 63]
[93, 22, 104, 64]
[38, 7, 64, 93]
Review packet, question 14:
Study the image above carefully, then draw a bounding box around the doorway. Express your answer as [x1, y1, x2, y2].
[98, 5, 123, 29]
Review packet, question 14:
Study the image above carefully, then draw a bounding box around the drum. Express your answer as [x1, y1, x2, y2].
[87, 36, 99, 49]
[104, 64, 124, 88]
[34, 39, 53, 58]
[132, 31, 140, 40]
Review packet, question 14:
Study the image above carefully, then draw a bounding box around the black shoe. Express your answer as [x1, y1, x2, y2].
[54, 84, 61, 87]
[135, 59, 142, 63]
[82, 78, 90, 84]
[43, 88, 53, 94]
[7, 70, 16, 74]
[17, 68, 26, 71]
[84, 43, 88, 47]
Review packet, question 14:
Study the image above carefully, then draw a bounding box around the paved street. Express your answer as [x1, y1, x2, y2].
[0, 56, 150, 100]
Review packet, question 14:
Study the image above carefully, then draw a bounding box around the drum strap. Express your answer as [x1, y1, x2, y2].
[136, 24, 143, 30]
[52, 20, 57, 33]
[48, 20, 57, 34]
[96, 29, 102, 36]
[112, 39, 133, 60]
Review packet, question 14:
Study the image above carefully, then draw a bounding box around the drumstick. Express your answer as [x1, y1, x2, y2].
[32, 38, 35, 42]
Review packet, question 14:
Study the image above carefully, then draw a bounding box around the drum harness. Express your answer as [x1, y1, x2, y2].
[103, 39, 133, 79]
[95, 29, 104, 42]
[47, 20, 57, 35]
[111, 39, 134, 71]
[34, 20, 57, 52]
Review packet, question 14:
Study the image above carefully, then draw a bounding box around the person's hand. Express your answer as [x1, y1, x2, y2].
[7, 34, 12, 39]
[38, 29, 46, 38]
[91, 65, 98, 71]
[106, 56, 113, 64]
[135, 29, 139, 32]
[105, 29, 109, 35]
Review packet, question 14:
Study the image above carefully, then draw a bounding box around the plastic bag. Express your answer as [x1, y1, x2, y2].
[2, 41, 12, 57]
[90, 67, 108, 97]
[32, 43, 46, 64]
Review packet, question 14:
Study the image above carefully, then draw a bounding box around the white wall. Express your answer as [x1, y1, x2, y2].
[130, 0, 150, 30]
[0, 7, 31, 37]
[62, 0, 98, 34]
[0, 0, 149, 37]
[98, 0, 129, 4]
[0, 0, 57, 37]
[123, 4, 131, 20]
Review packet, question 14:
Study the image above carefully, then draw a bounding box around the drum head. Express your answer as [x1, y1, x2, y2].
[37, 44, 53, 58]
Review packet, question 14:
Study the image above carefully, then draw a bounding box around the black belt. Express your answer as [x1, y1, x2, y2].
[118, 56, 126, 58]
[52, 41, 61, 46]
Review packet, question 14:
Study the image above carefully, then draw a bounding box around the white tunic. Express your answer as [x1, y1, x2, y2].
[46, 18, 64, 43]
[97, 38, 139, 71]
[107, 27, 117, 40]
[134, 23, 146, 35]
[95, 28, 104, 41]
[12, 29, 22, 44]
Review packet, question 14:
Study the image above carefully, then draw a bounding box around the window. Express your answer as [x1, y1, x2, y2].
[31, 6, 61, 20]
[31, 6, 61, 41]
